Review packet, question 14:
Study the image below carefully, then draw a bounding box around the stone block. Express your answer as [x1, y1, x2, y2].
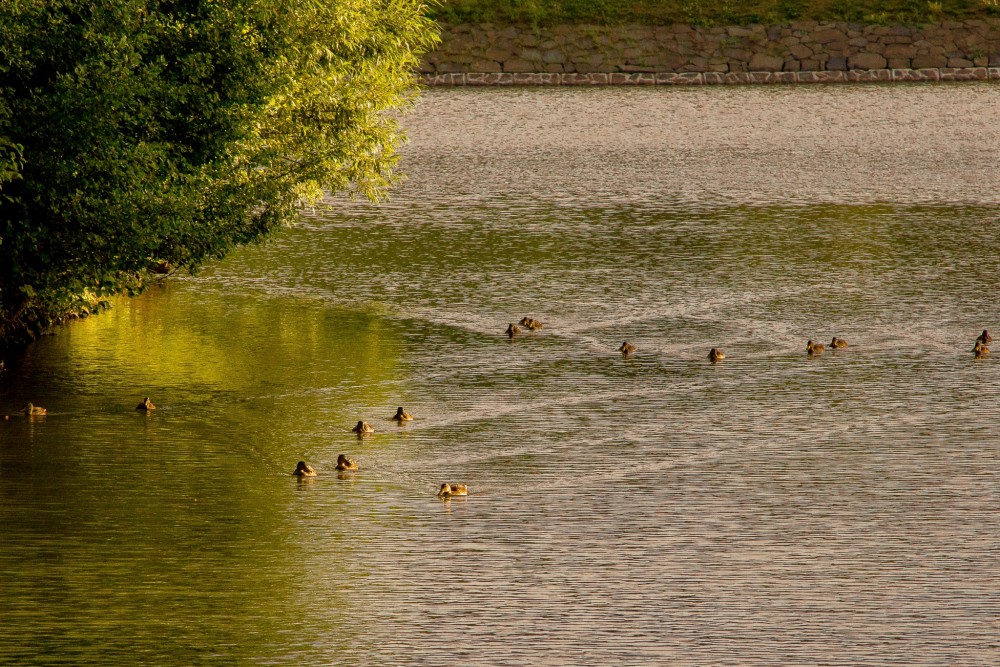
[520, 48, 542, 62]
[912, 54, 948, 68]
[543, 49, 566, 64]
[826, 56, 848, 70]
[812, 28, 848, 44]
[884, 44, 917, 58]
[749, 53, 784, 71]
[949, 67, 988, 80]
[503, 57, 535, 73]
[804, 70, 846, 82]
[437, 61, 467, 73]
[657, 72, 704, 84]
[849, 52, 888, 69]
[724, 48, 753, 61]
[790, 44, 814, 59]
[846, 69, 892, 82]
[470, 59, 502, 73]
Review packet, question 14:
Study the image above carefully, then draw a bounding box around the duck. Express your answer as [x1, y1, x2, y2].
[136, 397, 157, 411]
[708, 347, 725, 362]
[391, 406, 413, 421]
[352, 420, 374, 434]
[830, 337, 848, 349]
[806, 339, 825, 355]
[506, 323, 521, 338]
[973, 341, 990, 358]
[976, 329, 992, 345]
[519, 317, 543, 330]
[292, 461, 317, 477]
[335, 454, 359, 471]
[22, 403, 46, 416]
[437, 483, 469, 497]
[618, 341, 636, 355]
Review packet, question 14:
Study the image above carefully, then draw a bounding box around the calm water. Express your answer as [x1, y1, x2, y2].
[2, 85, 999, 666]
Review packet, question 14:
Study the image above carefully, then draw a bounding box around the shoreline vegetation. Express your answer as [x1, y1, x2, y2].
[0, 0, 439, 359]
[428, 0, 1000, 27]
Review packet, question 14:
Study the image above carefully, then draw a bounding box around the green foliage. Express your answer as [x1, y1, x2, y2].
[429, 0, 997, 25]
[0, 0, 438, 348]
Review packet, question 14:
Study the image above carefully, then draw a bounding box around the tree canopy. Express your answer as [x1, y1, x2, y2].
[0, 0, 438, 348]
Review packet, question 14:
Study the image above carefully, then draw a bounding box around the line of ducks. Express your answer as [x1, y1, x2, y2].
[350, 407, 413, 435]
[5, 396, 156, 420]
[615, 336, 849, 362]
[295, 406, 469, 497]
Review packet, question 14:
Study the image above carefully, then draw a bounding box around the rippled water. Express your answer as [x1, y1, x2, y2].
[2, 85, 999, 666]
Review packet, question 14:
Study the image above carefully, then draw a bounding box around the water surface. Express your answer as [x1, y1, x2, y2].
[2, 85, 998, 666]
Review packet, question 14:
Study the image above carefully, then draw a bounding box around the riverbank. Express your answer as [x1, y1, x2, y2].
[421, 20, 1000, 83]
[421, 67, 998, 85]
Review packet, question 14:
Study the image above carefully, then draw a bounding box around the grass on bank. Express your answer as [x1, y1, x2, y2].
[429, 0, 1000, 26]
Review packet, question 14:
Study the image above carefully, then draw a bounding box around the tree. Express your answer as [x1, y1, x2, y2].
[0, 0, 438, 347]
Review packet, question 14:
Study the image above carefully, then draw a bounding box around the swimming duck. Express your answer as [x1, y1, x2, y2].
[976, 329, 992, 345]
[352, 420, 374, 434]
[708, 347, 725, 362]
[335, 454, 359, 471]
[391, 407, 413, 421]
[506, 323, 521, 338]
[437, 483, 469, 497]
[292, 461, 317, 477]
[806, 340, 825, 355]
[618, 341, 636, 355]
[973, 341, 990, 358]
[136, 397, 157, 411]
[519, 317, 543, 330]
[22, 403, 46, 416]
[830, 337, 848, 349]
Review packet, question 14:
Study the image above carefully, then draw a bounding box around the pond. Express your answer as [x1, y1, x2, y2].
[2, 84, 999, 666]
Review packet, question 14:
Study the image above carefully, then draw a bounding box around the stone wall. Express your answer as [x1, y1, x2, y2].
[422, 20, 1000, 76]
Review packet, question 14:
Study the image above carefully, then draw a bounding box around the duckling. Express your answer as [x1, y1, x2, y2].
[806, 339, 825, 356]
[352, 420, 374, 434]
[22, 403, 46, 416]
[391, 406, 413, 421]
[292, 461, 317, 477]
[506, 323, 521, 338]
[519, 317, 543, 330]
[437, 483, 469, 497]
[976, 329, 992, 345]
[618, 341, 636, 355]
[708, 347, 725, 362]
[830, 337, 848, 349]
[973, 341, 990, 358]
[136, 397, 157, 411]
[335, 454, 359, 471]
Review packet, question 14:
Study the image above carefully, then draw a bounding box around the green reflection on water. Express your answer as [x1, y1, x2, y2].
[0, 277, 410, 664]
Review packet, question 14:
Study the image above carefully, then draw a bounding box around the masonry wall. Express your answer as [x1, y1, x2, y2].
[421, 20, 1000, 76]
